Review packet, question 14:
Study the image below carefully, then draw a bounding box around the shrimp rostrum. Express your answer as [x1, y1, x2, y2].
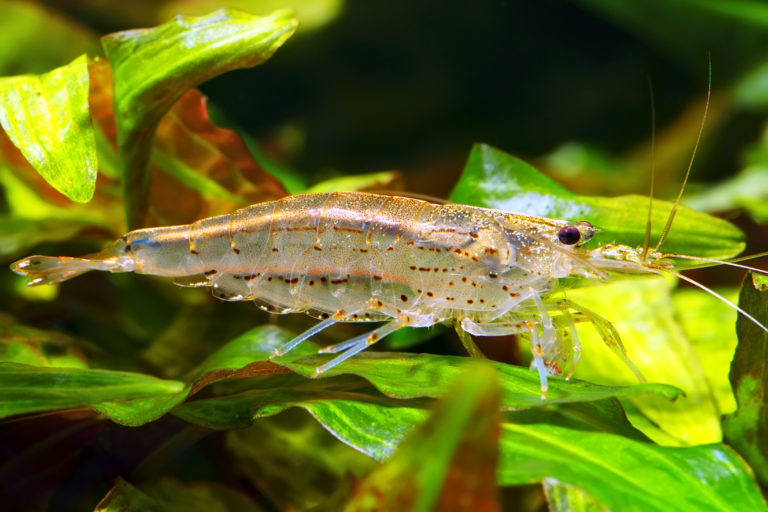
[12, 191, 747, 395]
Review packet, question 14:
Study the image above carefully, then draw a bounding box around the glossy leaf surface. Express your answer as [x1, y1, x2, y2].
[450, 143, 745, 259]
[102, 8, 297, 227]
[0, 55, 97, 202]
[723, 273, 768, 487]
[0, 363, 183, 418]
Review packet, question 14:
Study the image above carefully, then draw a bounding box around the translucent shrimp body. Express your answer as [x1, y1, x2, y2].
[12, 192, 667, 394]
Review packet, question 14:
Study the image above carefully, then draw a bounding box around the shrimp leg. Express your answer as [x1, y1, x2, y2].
[550, 310, 582, 380]
[271, 316, 338, 357]
[552, 299, 646, 383]
[461, 317, 550, 395]
[312, 321, 403, 376]
[453, 324, 487, 359]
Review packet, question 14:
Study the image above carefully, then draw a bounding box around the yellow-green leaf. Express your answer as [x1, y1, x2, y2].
[0, 54, 97, 202]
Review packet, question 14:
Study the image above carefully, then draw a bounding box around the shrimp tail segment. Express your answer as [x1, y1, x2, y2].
[11, 255, 134, 286]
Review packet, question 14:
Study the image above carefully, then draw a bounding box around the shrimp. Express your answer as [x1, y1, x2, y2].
[19, 189, 762, 397]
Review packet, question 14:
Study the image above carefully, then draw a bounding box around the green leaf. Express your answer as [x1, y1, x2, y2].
[0, 54, 97, 202]
[176, 388, 766, 512]
[0, 325, 293, 424]
[280, 352, 682, 409]
[157, 0, 343, 33]
[449, 143, 745, 259]
[343, 364, 501, 511]
[226, 411, 374, 510]
[498, 423, 767, 512]
[305, 171, 403, 193]
[723, 273, 768, 486]
[0, 313, 88, 368]
[173, 391, 429, 461]
[0, 362, 184, 418]
[94, 325, 295, 425]
[101, 8, 298, 227]
[564, 277, 725, 445]
[506, 399, 651, 442]
[672, 287, 739, 416]
[543, 479, 607, 512]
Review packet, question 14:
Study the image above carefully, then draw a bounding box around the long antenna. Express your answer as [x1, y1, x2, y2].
[668, 268, 768, 336]
[655, 57, 712, 251]
[641, 76, 656, 260]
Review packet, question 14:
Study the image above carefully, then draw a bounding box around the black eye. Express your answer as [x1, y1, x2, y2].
[557, 226, 581, 245]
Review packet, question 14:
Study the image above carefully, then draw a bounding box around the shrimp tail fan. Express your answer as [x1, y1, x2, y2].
[11, 255, 130, 286]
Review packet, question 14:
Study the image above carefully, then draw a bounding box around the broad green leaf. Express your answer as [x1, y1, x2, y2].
[101, 8, 298, 227]
[672, 287, 739, 416]
[0, 54, 97, 202]
[95, 325, 296, 425]
[177, 380, 647, 443]
[344, 364, 500, 511]
[280, 352, 682, 409]
[176, 388, 766, 512]
[565, 277, 724, 445]
[0, 362, 183, 418]
[227, 411, 373, 510]
[0, 313, 88, 368]
[723, 273, 768, 486]
[450, 143, 745, 259]
[159, 0, 343, 32]
[498, 423, 767, 512]
[173, 390, 429, 460]
[0, 325, 292, 424]
[506, 399, 651, 442]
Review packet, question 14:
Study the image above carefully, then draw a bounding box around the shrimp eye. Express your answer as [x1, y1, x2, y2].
[557, 225, 581, 245]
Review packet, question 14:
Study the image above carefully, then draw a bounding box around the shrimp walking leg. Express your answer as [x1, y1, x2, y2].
[453, 324, 487, 359]
[550, 310, 582, 380]
[318, 332, 377, 354]
[460, 317, 551, 395]
[312, 321, 403, 376]
[271, 316, 338, 357]
[552, 299, 646, 383]
[528, 326, 549, 397]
